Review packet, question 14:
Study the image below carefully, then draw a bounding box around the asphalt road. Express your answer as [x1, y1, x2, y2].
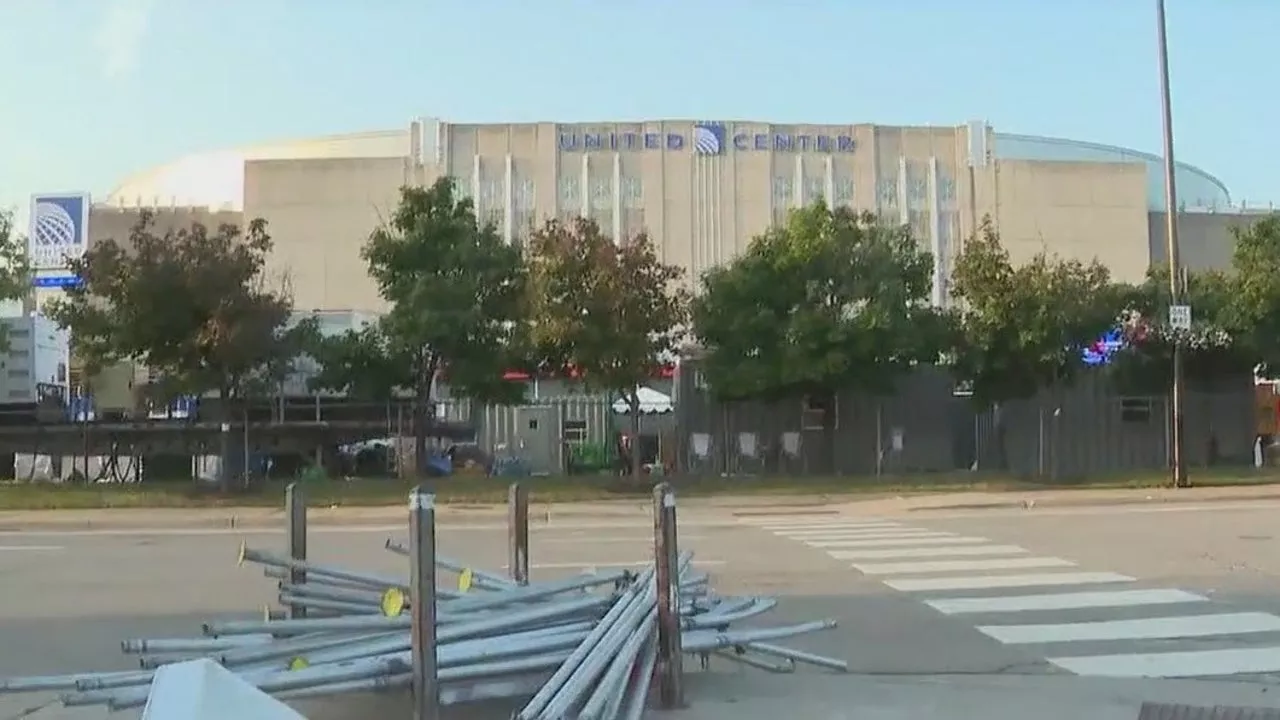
[7, 499, 1280, 718]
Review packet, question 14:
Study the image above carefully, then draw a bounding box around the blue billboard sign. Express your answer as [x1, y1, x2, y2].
[28, 192, 90, 275]
[559, 122, 855, 155]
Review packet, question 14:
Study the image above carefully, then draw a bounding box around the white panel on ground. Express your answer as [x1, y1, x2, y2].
[979, 612, 1280, 645]
[824, 537, 992, 550]
[1048, 646, 1280, 678]
[834, 544, 1029, 560]
[143, 658, 307, 720]
[853, 556, 1075, 575]
[885, 571, 1135, 593]
[926, 589, 1209, 615]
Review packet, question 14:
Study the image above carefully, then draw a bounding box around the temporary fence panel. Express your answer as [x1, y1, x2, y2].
[677, 364, 1254, 479]
[674, 367, 960, 476]
[477, 397, 612, 475]
[974, 372, 1255, 478]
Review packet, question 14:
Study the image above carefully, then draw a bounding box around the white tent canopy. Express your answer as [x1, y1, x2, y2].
[142, 658, 307, 720]
[612, 386, 673, 414]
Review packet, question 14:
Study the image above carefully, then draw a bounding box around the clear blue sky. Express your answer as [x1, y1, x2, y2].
[1, 0, 1276, 223]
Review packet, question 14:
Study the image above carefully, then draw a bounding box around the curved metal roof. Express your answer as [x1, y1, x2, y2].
[994, 132, 1232, 209]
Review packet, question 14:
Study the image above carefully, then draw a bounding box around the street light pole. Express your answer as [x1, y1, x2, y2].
[1157, 0, 1188, 488]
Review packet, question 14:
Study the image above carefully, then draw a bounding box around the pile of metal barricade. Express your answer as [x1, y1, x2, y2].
[0, 483, 846, 718]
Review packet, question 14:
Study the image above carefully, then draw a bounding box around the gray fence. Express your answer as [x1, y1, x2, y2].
[674, 365, 1256, 479]
[976, 373, 1256, 478]
[438, 396, 615, 475]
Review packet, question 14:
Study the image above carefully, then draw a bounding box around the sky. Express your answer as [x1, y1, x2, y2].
[1, 0, 1277, 228]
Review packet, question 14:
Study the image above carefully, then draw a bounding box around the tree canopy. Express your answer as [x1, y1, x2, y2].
[525, 217, 688, 475]
[46, 211, 308, 407]
[306, 178, 527, 473]
[32, 174, 1280, 485]
[948, 217, 1121, 406]
[0, 209, 31, 350]
[692, 203, 950, 410]
[1223, 215, 1280, 374]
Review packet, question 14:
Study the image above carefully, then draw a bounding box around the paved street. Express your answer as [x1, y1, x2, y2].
[5, 498, 1280, 717]
[745, 499, 1280, 683]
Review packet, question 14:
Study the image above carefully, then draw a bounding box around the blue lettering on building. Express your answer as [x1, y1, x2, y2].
[559, 127, 854, 154]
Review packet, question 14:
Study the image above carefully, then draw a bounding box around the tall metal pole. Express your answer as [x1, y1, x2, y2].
[1157, 0, 1188, 488]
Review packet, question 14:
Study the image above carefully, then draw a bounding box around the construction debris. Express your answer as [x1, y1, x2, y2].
[0, 483, 846, 718]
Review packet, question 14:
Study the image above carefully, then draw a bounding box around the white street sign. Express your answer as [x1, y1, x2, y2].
[1169, 304, 1192, 330]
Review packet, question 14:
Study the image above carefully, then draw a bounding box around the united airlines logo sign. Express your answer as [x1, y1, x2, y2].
[693, 122, 725, 156]
[28, 192, 89, 275]
[558, 123, 855, 155]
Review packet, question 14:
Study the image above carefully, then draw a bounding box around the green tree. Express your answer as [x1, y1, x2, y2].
[46, 211, 309, 489]
[1106, 265, 1249, 395]
[1223, 214, 1280, 375]
[693, 203, 949, 464]
[949, 218, 1121, 468]
[306, 322, 411, 402]
[311, 179, 526, 475]
[0, 209, 32, 349]
[525, 217, 688, 477]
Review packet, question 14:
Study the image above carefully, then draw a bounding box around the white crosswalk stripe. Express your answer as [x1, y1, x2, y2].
[832, 544, 1029, 560]
[925, 589, 1209, 615]
[743, 513, 1280, 679]
[852, 556, 1076, 576]
[819, 536, 992, 548]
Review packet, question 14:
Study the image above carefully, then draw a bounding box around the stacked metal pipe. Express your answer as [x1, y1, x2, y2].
[0, 539, 845, 718]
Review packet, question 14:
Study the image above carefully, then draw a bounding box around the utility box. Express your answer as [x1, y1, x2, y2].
[0, 313, 70, 405]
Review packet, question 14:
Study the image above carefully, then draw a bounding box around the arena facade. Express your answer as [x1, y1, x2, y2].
[76, 117, 1241, 316]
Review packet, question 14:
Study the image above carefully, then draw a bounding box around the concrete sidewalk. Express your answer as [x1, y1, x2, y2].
[883, 483, 1280, 514]
[2, 483, 1279, 532]
[0, 494, 847, 532]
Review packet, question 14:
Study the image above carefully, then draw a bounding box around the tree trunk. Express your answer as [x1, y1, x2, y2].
[413, 387, 429, 479]
[412, 357, 438, 479]
[628, 387, 642, 478]
[217, 386, 232, 494]
[823, 391, 837, 475]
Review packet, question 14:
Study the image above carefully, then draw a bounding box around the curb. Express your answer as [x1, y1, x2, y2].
[904, 489, 1280, 513]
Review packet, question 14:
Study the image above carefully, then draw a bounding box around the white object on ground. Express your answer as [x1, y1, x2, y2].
[142, 658, 307, 720]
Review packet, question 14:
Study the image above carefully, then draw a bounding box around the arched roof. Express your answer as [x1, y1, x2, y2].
[994, 132, 1232, 211]
[104, 130, 409, 211]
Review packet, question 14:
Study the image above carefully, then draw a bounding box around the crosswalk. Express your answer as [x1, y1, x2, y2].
[742, 515, 1280, 679]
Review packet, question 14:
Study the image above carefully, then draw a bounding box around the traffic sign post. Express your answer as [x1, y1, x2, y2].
[1169, 304, 1192, 330]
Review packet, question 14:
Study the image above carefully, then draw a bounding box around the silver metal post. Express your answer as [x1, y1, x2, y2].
[409, 487, 439, 720]
[1157, 0, 1188, 488]
[284, 483, 307, 619]
[507, 482, 530, 585]
[661, 485, 685, 707]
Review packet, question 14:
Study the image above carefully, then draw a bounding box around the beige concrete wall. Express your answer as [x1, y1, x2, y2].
[233, 120, 1157, 310]
[972, 159, 1151, 283]
[244, 157, 410, 312]
[1148, 210, 1277, 272]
